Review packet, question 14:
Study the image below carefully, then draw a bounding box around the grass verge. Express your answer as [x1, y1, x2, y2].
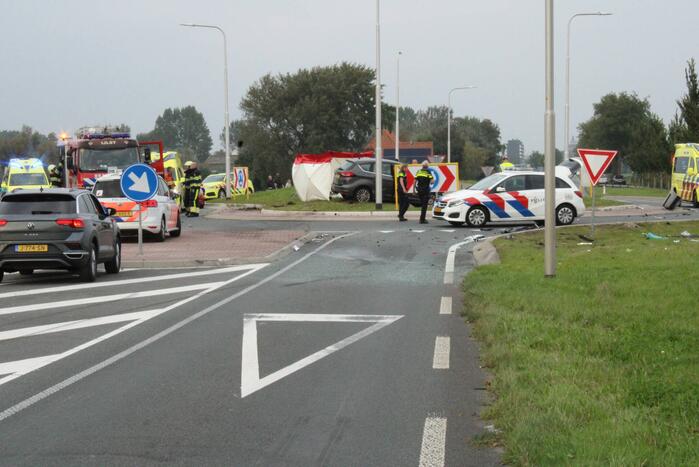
[464, 221, 699, 465]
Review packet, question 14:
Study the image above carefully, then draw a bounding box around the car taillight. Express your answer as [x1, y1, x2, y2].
[56, 218, 85, 229]
[575, 190, 583, 199]
[140, 199, 158, 208]
[0, 219, 7, 227]
[339, 171, 355, 177]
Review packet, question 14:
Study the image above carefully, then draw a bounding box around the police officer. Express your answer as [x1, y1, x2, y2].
[499, 156, 514, 172]
[183, 161, 202, 217]
[415, 160, 434, 224]
[397, 164, 409, 222]
[47, 164, 62, 187]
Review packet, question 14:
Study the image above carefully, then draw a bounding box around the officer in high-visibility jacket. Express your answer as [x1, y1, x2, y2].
[499, 156, 514, 172]
[183, 161, 202, 217]
[397, 164, 409, 222]
[47, 164, 62, 187]
[415, 161, 434, 224]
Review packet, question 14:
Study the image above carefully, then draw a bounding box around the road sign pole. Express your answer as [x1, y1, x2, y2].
[138, 207, 143, 256]
[591, 184, 596, 239]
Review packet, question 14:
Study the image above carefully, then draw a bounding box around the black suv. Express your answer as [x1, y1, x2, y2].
[331, 158, 421, 204]
[0, 189, 121, 282]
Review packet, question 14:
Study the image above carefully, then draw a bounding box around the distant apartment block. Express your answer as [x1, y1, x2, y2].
[506, 139, 525, 164]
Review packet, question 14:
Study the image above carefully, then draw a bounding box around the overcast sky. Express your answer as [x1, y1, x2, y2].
[1, 0, 697, 154]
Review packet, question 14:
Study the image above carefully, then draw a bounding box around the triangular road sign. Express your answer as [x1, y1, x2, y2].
[240, 313, 403, 398]
[577, 148, 618, 185]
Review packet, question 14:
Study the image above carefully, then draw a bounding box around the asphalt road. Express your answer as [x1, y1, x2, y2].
[1, 208, 698, 466]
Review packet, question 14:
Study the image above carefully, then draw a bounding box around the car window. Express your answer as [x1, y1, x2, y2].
[9, 173, 48, 186]
[358, 162, 374, 172]
[674, 157, 689, 174]
[78, 195, 95, 214]
[689, 158, 695, 171]
[498, 175, 526, 192]
[93, 179, 124, 198]
[556, 177, 572, 188]
[89, 194, 107, 216]
[525, 175, 545, 190]
[382, 162, 394, 176]
[159, 178, 169, 195]
[338, 161, 355, 171]
[0, 194, 76, 214]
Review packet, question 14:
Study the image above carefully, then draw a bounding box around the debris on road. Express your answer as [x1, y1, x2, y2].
[643, 232, 666, 240]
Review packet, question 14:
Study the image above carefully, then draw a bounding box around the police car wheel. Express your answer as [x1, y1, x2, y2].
[466, 206, 488, 227]
[556, 204, 576, 226]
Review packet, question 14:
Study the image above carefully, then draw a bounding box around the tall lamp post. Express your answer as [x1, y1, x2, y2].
[447, 86, 476, 163]
[564, 12, 612, 161]
[375, 0, 383, 209]
[180, 23, 232, 198]
[544, 0, 556, 277]
[395, 51, 402, 161]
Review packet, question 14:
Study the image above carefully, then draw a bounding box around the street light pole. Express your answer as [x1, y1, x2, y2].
[564, 12, 612, 161]
[447, 86, 476, 163]
[180, 23, 232, 198]
[375, 0, 383, 209]
[395, 51, 401, 162]
[544, 0, 556, 277]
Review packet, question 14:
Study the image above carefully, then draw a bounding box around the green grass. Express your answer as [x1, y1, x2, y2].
[208, 187, 416, 211]
[582, 195, 624, 208]
[595, 186, 668, 198]
[464, 221, 699, 465]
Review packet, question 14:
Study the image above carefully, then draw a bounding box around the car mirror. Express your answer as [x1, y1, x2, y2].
[106, 207, 117, 216]
[495, 186, 507, 193]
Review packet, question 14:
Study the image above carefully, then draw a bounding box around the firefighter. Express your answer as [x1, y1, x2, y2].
[415, 160, 434, 224]
[397, 164, 409, 222]
[47, 164, 62, 187]
[499, 156, 515, 172]
[183, 161, 202, 217]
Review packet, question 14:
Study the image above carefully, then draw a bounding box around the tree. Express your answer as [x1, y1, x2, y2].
[578, 92, 670, 173]
[138, 106, 213, 162]
[670, 58, 699, 146]
[461, 141, 488, 179]
[0, 126, 59, 164]
[236, 62, 375, 185]
[528, 151, 544, 170]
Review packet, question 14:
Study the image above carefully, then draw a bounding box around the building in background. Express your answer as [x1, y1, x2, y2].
[366, 130, 434, 163]
[505, 139, 525, 164]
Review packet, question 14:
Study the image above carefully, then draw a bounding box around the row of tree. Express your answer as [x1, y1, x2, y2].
[0, 127, 59, 164]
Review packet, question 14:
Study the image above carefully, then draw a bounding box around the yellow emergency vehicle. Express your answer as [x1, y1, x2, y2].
[150, 151, 185, 207]
[202, 172, 255, 199]
[672, 143, 699, 207]
[1, 158, 51, 193]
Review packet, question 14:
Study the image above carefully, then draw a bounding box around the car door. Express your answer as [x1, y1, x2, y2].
[158, 177, 178, 229]
[523, 175, 546, 218]
[490, 174, 529, 219]
[381, 161, 397, 198]
[89, 193, 116, 257]
[79, 194, 113, 259]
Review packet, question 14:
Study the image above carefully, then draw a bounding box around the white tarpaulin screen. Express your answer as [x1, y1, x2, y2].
[292, 152, 372, 201]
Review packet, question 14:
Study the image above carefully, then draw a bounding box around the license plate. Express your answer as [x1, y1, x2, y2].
[116, 211, 132, 217]
[16, 244, 48, 253]
[434, 208, 443, 214]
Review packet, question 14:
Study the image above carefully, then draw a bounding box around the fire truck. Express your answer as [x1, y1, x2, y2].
[59, 126, 165, 188]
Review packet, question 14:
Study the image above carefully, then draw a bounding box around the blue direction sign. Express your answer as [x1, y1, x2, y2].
[120, 164, 159, 202]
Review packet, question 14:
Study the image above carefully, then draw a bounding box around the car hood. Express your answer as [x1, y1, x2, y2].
[439, 189, 484, 203]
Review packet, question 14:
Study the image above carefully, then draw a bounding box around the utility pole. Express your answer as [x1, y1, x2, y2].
[544, 0, 556, 277]
[374, 0, 383, 209]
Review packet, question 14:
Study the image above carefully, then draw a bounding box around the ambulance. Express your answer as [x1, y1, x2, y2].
[671, 143, 699, 207]
[150, 151, 185, 207]
[0, 158, 51, 193]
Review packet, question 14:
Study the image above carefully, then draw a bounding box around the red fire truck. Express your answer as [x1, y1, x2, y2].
[59, 126, 164, 188]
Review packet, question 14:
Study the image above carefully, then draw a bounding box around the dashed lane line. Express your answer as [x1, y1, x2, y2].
[439, 297, 452, 315]
[432, 336, 450, 370]
[418, 416, 447, 467]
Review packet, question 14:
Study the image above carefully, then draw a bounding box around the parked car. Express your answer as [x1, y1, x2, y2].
[0, 189, 121, 282]
[611, 174, 626, 185]
[598, 174, 609, 184]
[432, 171, 585, 227]
[331, 158, 422, 205]
[92, 173, 181, 241]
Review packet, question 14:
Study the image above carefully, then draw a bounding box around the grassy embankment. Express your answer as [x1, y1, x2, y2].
[464, 221, 699, 465]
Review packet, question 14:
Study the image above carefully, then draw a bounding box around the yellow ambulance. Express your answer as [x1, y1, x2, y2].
[672, 143, 699, 206]
[1, 158, 51, 193]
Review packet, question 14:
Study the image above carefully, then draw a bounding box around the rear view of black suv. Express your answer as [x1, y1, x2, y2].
[0, 189, 121, 282]
[332, 158, 420, 203]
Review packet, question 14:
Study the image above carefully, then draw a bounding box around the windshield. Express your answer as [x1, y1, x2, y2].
[674, 157, 689, 174]
[204, 174, 225, 183]
[9, 173, 48, 186]
[93, 179, 125, 198]
[79, 147, 139, 172]
[469, 173, 509, 191]
[0, 194, 76, 214]
[338, 161, 355, 171]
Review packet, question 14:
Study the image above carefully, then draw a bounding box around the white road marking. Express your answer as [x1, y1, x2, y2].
[0, 310, 161, 342]
[432, 336, 450, 369]
[412, 230, 426, 233]
[0, 282, 225, 316]
[0, 234, 354, 423]
[439, 296, 452, 315]
[440, 229, 456, 233]
[241, 313, 402, 398]
[444, 236, 480, 284]
[0, 355, 60, 377]
[0, 264, 264, 300]
[418, 416, 447, 467]
[379, 230, 394, 233]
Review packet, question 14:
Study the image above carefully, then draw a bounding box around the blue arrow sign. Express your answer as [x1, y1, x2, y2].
[120, 164, 158, 202]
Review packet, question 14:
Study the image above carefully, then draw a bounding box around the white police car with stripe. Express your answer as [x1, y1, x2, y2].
[432, 170, 585, 227]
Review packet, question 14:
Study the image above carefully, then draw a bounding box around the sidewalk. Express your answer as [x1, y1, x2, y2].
[122, 227, 305, 268]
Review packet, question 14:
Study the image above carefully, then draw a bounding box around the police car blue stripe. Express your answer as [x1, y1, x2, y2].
[483, 201, 510, 218]
[506, 199, 535, 217]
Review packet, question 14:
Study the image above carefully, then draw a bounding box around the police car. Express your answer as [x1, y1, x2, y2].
[92, 173, 181, 241]
[432, 170, 585, 227]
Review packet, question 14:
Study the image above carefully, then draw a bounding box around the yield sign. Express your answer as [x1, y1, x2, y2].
[240, 313, 403, 398]
[577, 148, 618, 185]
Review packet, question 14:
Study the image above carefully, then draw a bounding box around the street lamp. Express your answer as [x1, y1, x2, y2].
[375, 0, 383, 209]
[180, 23, 232, 198]
[447, 86, 476, 163]
[395, 51, 402, 162]
[544, 0, 556, 277]
[564, 11, 612, 161]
